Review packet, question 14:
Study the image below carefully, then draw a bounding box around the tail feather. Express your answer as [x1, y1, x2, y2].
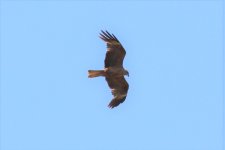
[88, 70, 105, 78]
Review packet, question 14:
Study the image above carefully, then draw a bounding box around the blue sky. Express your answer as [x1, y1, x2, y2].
[0, 1, 224, 150]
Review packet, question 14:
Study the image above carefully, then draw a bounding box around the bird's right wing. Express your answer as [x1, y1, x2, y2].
[99, 30, 126, 68]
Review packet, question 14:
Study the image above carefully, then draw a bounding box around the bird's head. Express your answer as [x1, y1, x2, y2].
[124, 70, 129, 77]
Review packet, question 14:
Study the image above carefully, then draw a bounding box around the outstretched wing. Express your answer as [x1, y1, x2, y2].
[99, 30, 126, 68]
[105, 76, 129, 108]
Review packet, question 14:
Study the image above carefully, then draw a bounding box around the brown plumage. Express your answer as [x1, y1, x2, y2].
[88, 30, 129, 108]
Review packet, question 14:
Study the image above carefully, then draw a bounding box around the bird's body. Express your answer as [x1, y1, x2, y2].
[105, 67, 128, 77]
[88, 30, 129, 108]
[89, 67, 127, 78]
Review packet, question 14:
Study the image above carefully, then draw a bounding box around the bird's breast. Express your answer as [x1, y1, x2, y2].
[104, 67, 125, 77]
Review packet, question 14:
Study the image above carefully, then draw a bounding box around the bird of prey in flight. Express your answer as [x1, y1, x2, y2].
[88, 30, 129, 108]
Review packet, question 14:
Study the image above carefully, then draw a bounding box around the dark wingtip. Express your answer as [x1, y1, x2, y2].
[108, 101, 116, 109]
[108, 100, 120, 109]
[108, 104, 115, 109]
[105, 31, 114, 39]
[100, 30, 107, 36]
[108, 96, 127, 109]
[99, 30, 118, 40]
[99, 32, 109, 42]
[112, 34, 119, 41]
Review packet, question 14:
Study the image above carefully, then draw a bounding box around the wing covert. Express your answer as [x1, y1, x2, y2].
[105, 76, 129, 108]
[99, 30, 126, 68]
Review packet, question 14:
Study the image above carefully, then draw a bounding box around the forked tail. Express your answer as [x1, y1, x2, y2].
[88, 70, 105, 78]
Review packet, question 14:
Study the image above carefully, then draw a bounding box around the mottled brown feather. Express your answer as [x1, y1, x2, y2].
[99, 30, 126, 68]
[105, 76, 129, 108]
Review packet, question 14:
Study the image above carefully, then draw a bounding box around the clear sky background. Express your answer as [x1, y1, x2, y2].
[0, 1, 224, 150]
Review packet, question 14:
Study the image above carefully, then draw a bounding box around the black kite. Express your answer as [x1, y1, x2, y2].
[88, 30, 129, 108]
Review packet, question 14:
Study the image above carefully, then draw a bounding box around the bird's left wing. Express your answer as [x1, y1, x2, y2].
[105, 76, 129, 108]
